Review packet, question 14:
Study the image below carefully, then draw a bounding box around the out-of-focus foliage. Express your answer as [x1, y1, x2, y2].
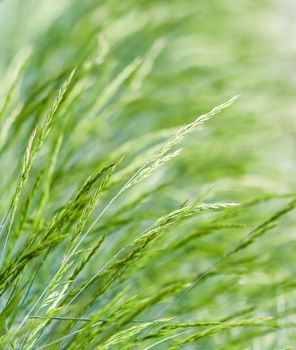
[0, 0, 295, 349]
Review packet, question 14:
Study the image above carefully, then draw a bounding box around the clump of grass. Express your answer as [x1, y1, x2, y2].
[0, 0, 295, 349]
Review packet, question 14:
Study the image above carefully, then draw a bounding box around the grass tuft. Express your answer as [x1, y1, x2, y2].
[0, 0, 295, 349]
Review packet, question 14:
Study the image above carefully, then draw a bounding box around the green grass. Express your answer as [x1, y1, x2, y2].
[0, 0, 295, 349]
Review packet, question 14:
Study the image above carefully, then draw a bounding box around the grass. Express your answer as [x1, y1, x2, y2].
[0, 0, 295, 349]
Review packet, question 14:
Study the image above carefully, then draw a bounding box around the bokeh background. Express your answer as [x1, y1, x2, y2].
[0, 0, 295, 194]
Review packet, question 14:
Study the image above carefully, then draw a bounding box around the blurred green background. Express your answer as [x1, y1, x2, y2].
[0, 0, 295, 195]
